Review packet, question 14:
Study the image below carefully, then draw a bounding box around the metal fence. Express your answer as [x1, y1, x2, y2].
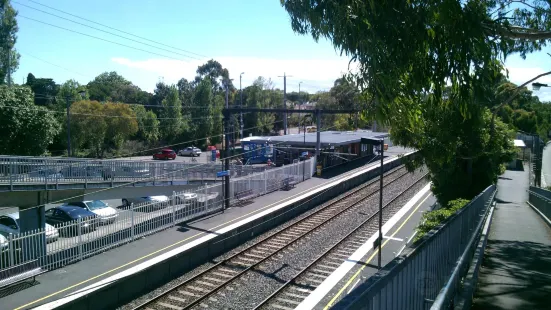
[339, 185, 496, 310]
[0, 159, 314, 284]
[0, 155, 272, 191]
[528, 186, 551, 221]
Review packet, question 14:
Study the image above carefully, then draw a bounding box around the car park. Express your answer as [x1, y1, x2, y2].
[63, 200, 118, 224]
[0, 213, 59, 243]
[153, 149, 177, 160]
[178, 147, 202, 157]
[122, 195, 169, 208]
[45, 206, 98, 236]
[101, 165, 150, 179]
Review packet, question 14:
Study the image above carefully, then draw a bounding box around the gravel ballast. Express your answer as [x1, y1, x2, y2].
[193, 169, 428, 309]
[119, 166, 426, 310]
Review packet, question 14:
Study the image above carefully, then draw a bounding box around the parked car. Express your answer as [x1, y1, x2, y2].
[63, 200, 118, 224]
[178, 147, 202, 157]
[122, 195, 169, 208]
[153, 149, 177, 160]
[0, 213, 59, 243]
[45, 206, 98, 236]
[0, 232, 8, 250]
[175, 192, 198, 205]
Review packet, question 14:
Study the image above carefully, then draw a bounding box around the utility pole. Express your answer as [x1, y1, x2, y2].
[66, 96, 71, 157]
[278, 73, 292, 135]
[224, 86, 231, 211]
[240, 72, 244, 139]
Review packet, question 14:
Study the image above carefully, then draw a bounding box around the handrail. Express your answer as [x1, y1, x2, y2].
[430, 190, 497, 309]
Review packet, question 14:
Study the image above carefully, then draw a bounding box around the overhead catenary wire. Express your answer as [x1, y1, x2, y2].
[14, 1, 203, 61]
[24, 0, 208, 58]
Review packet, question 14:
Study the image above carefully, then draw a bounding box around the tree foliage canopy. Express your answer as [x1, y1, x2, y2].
[0, 86, 60, 155]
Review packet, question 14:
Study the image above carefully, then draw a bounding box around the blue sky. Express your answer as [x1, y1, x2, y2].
[11, 0, 551, 100]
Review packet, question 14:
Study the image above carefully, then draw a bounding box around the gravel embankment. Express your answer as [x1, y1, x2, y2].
[118, 165, 419, 310]
[199, 169, 428, 309]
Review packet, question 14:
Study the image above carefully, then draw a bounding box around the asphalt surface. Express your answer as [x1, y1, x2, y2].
[472, 165, 551, 310]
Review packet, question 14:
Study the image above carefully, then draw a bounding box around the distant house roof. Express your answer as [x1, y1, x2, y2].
[514, 139, 526, 148]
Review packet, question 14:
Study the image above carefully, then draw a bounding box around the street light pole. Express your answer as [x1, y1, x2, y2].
[240, 72, 244, 139]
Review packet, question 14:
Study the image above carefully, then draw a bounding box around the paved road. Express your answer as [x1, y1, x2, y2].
[473, 165, 551, 310]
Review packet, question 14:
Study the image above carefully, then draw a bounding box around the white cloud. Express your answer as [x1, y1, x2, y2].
[111, 56, 354, 93]
[505, 66, 551, 102]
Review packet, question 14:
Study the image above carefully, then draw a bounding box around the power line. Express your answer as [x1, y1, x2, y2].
[24, 0, 208, 58]
[18, 15, 189, 61]
[14, 1, 203, 61]
[20, 51, 93, 79]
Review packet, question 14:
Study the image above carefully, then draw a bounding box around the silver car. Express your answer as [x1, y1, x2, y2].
[122, 195, 169, 208]
[178, 147, 202, 157]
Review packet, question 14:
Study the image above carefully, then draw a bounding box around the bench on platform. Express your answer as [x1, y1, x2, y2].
[280, 177, 296, 191]
[234, 189, 255, 204]
[0, 259, 44, 289]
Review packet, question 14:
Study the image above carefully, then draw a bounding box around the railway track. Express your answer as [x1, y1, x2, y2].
[254, 173, 428, 310]
[133, 165, 410, 310]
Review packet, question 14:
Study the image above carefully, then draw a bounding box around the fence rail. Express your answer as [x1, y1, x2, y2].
[0, 155, 273, 191]
[528, 186, 551, 221]
[339, 184, 496, 310]
[0, 159, 314, 284]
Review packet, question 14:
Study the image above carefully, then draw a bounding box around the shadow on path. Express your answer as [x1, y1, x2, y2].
[472, 240, 551, 310]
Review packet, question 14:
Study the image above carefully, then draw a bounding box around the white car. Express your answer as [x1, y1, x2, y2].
[64, 200, 118, 224]
[122, 196, 169, 208]
[178, 147, 202, 157]
[175, 193, 198, 205]
[0, 213, 59, 243]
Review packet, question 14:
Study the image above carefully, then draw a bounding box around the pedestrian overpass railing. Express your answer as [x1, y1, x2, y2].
[335, 184, 496, 310]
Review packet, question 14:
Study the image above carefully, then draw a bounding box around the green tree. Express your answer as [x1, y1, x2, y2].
[0, 0, 19, 85]
[281, 0, 548, 204]
[103, 103, 138, 154]
[25, 73, 59, 106]
[70, 100, 107, 157]
[0, 86, 60, 155]
[58, 79, 88, 102]
[192, 78, 213, 147]
[87, 72, 149, 104]
[132, 105, 160, 144]
[159, 86, 183, 142]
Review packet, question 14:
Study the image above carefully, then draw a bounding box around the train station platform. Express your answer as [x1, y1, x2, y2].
[0, 149, 411, 310]
[472, 165, 551, 310]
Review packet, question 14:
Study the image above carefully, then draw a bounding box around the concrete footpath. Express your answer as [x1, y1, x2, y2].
[472, 165, 551, 310]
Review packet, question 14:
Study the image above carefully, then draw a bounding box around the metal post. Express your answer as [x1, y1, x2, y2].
[378, 140, 384, 269]
[172, 191, 176, 225]
[77, 216, 83, 261]
[66, 96, 71, 157]
[284, 73, 287, 135]
[316, 109, 321, 158]
[8, 233, 14, 266]
[131, 203, 135, 241]
[240, 72, 244, 139]
[224, 86, 231, 211]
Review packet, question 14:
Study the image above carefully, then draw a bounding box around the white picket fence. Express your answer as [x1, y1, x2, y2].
[0, 159, 314, 283]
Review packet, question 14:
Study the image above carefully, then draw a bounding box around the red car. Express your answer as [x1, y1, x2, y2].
[153, 149, 176, 160]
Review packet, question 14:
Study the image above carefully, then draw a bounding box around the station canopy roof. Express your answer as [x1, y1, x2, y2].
[242, 130, 390, 148]
[513, 139, 526, 148]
